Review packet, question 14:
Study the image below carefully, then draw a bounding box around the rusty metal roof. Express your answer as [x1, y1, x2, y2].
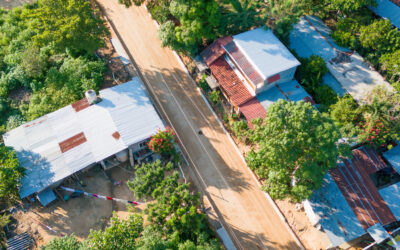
[3, 77, 164, 198]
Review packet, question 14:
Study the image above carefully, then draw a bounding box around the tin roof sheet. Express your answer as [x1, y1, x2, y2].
[309, 173, 366, 247]
[367, 223, 391, 244]
[3, 77, 164, 198]
[256, 80, 313, 110]
[233, 28, 300, 80]
[383, 145, 400, 174]
[379, 182, 400, 221]
[370, 0, 400, 28]
[290, 16, 393, 102]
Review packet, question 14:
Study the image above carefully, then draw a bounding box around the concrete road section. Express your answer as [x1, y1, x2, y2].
[97, 1, 302, 249]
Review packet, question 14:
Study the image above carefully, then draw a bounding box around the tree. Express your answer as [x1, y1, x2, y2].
[296, 55, 328, 94]
[246, 100, 344, 202]
[357, 87, 400, 149]
[127, 160, 173, 200]
[21, 46, 47, 79]
[380, 50, 400, 87]
[359, 19, 400, 56]
[219, 0, 267, 36]
[322, 0, 377, 14]
[41, 234, 87, 250]
[29, 0, 108, 55]
[88, 213, 143, 250]
[147, 172, 211, 243]
[329, 94, 361, 138]
[0, 144, 24, 205]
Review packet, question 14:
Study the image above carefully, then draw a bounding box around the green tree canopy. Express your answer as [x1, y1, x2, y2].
[29, 0, 109, 55]
[41, 234, 87, 250]
[127, 160, 173, 200]
[0, 144, 24, 205]
[246, 100, 344, 202]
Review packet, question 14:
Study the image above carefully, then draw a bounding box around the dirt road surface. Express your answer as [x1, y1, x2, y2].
[96, 1, 302, 249]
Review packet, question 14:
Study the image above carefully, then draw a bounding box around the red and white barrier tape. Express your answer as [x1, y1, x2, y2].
[60, 186, 143, 205]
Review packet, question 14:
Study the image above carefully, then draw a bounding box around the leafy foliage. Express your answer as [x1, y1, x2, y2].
[329, 94, 361, 138]
[380, 50, 400, 86]
[41, 234, 87, 250]
[0, 144, 24, 205]
[127, 160, 173, 200]
[30, 0, 108, 55]
[0, 214, 11, 248]
[357, 87, 400, 148]
[209, 90, 221, 105]
[88, 213, 143, 250]
[246, 100, 343, 202]
[148, 126, 177, 156]
[296, 55, 328, 92]
[322, 0, 376, 14]
[0, 1, 107, 132]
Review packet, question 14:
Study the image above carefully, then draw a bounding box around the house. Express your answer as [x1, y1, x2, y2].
[200, 27, 313, 123]
[304, 146, 400, 248]
[370, 0, 400, 29]
[290, 16, 394, 102]
[2, 77, 165, 206]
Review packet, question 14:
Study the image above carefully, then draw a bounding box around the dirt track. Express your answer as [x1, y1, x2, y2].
[96, 1, 303, 249]
[0, 0, 33, 9]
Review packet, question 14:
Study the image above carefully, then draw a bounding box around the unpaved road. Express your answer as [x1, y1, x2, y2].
[97, 1, 302, 249]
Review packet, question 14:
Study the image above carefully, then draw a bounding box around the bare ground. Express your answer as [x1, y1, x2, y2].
[8, 165, 144, 248]
[0, 0, 33, 9]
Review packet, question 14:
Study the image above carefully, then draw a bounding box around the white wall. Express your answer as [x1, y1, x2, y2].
[255, 66, 298, 94]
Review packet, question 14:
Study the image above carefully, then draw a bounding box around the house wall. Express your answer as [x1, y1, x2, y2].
[255, 66, 298, 94]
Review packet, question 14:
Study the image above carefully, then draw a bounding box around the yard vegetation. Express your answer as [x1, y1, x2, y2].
[43, 145, 221, 249]
[0, 0, 108, 134]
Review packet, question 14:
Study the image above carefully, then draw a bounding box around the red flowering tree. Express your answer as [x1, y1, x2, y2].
[358, 118, 391, 148]
[148, 127, 177, 156]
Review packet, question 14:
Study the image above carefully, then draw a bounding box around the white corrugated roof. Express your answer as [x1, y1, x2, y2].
[3, 77, 164, 198]
[233, 28, 300, 79]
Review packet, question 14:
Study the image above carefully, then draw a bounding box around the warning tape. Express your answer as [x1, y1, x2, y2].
[29, 214, 64, 237]
[60, 186, 143, 205]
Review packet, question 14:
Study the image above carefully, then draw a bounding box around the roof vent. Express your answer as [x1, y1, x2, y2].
[85, 90, 98, 105]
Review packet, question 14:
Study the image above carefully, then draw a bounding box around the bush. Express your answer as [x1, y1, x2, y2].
[0, 144, 24, 205]
[379, 50, 400, 85]
[6, 114, 25, 131]
[209, 90, 220, 104]
[198, 74, 210, 92]
[148, 126, 177, 156]
[314, 85, 338, 110]
[295, 55, 328, 95]
[231, 120, 249, 142]
[41, 234, 86, 250]
[329, 94, 360, 138]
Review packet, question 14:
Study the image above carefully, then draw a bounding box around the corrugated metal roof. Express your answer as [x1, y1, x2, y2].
[370, 0, 400, 28]
[379, 182, 400, 221]
[367, 223, 390, 244]
[223, 41, 264, 86]
[37, 188, 57, 206]
[256, 80, 313, 110]
[330, 148, 396, 230]
[6, 232, 32, 250]
[3, 77, 164, 198]
[308, 173, 366, 247]
[233, 28, 300, 80]
[290, 16, 393, 102]
[383, 145, 400, 174]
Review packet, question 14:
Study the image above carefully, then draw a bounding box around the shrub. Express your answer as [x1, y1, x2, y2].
[209, 90, 220, 104]
[314, 85, 338, 110]
[296, 55, 328, 95]
[6, 114, 25, 131]
[198, 74, 210, 92]
[231, 120, 249, 142]
[148, 126, 177, 156]
[379, 50, 400, 84]
[41, 234, 86, 250]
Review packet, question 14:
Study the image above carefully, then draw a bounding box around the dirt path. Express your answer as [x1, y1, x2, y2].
[0, 0, 33, 9]
[96, 1, 302, 249]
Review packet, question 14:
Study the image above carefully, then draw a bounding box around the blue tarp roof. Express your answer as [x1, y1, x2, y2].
[37, 188, 57, 207]
[256, 80, 311, 110]
[383, 145, 400, 174]
[370, 0, 400, 28]
[309, 173, 366, 247]
[379, 182, 400, 221]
